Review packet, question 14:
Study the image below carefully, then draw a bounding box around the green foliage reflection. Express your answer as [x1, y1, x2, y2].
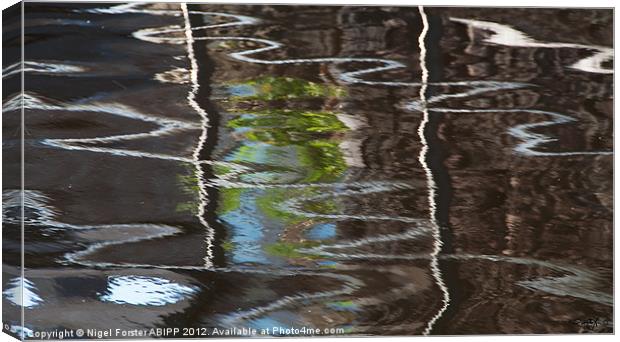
[228, 76, 345, 101]
[218, 76, 351, 261]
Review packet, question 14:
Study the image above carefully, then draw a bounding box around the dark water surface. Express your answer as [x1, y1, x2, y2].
[2, 2, 613, 337]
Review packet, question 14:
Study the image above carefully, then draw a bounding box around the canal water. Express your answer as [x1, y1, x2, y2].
[2, 2, 613, 337]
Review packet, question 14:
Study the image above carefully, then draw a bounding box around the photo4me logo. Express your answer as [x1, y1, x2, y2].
[209, 326, 345, 336]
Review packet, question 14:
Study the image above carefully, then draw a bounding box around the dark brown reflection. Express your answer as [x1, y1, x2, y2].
[1, 3, 612, 337]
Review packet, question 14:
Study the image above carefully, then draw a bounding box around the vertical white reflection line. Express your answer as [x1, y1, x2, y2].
[417, 6, 450, 336]
[182, 3, 214, 269]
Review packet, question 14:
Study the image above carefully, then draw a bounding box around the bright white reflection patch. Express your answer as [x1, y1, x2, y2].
[100, 276, 198, 306]
[2, 277, 43, 308]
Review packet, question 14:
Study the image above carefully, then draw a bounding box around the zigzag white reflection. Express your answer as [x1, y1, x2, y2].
[181, 3, 215, 269]
[416, 6, 450, 335]
[219, 271, 364, 325]
[278, 181, 424, 223]
[2, 61, 86, 78]
[18, 2, 611, 330]
[4, 92, 200, 159]
[2, 189, 182, 264]
[301, 245, 613, 307]
[2, 189, 363, 319]
[451, 17, 613, 74]
[113, 3, 611, 157]
[5, 3, 608, 164]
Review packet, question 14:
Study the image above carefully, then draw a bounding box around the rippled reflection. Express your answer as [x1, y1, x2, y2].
[2, 1, 612, 337]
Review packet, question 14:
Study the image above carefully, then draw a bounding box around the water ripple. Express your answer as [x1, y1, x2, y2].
[13, 2, 612, 333]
